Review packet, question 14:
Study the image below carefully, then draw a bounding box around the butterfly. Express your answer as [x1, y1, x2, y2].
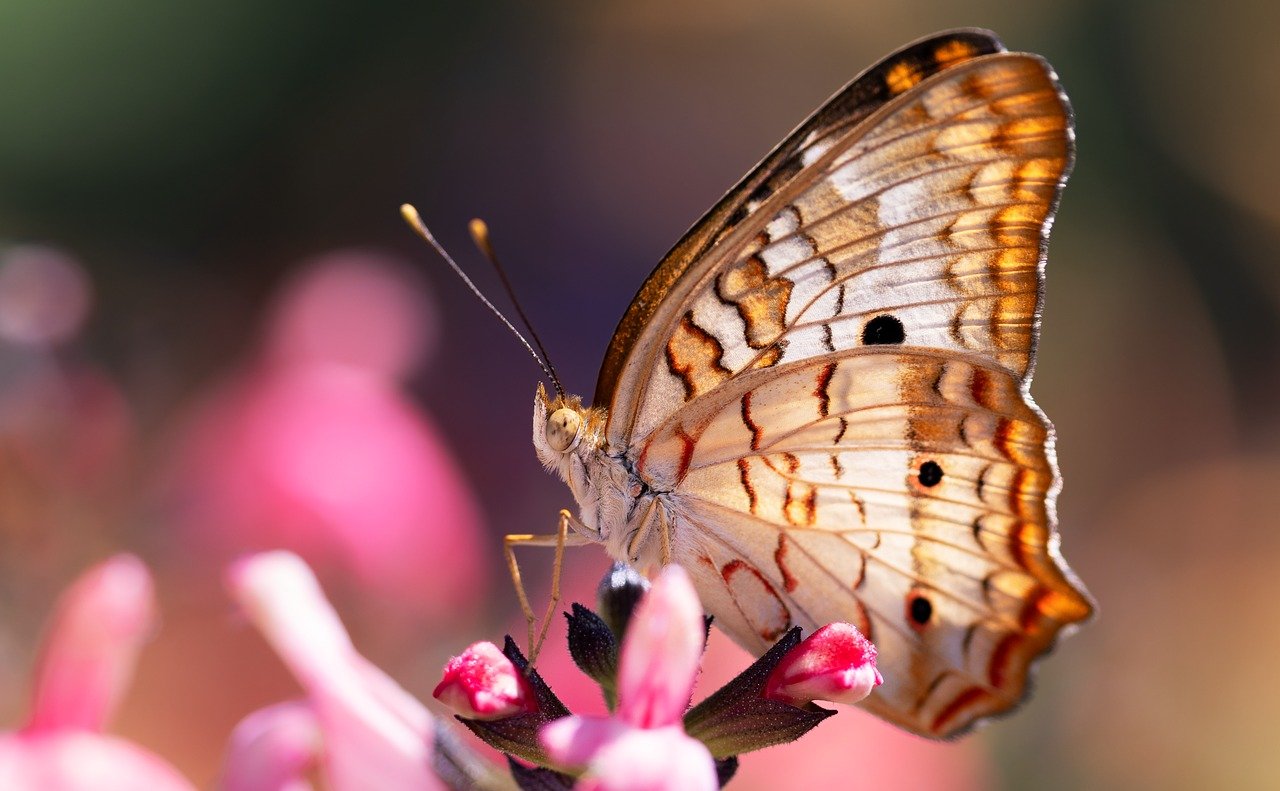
[528, 28, 1093, 738]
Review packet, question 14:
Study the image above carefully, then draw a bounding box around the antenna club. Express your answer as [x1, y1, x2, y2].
[468, 218, 495, 259]
[399, 203, 438, 244]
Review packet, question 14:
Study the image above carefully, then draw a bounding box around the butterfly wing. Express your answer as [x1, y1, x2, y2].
[645, 351, 1091, 736]
[595, 31, 1093, 737]
[594, 28, 1006, 414]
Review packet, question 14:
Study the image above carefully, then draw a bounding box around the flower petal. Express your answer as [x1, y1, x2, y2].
[25, 555, 155, 734]
[577, 726, 717, 791]
[0, 732, 195, 791]
[615, 566, 704, 729]
[219, 701, 322, 791]
[539, 716, 626, 770]
[227, 551, 442, 791]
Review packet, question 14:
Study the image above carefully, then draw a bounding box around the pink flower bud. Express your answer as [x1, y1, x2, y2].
[763, 623, 882, 707]
[434, 642, 535, 720]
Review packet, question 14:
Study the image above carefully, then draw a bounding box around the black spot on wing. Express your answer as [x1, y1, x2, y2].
[862, 314, 905, 345]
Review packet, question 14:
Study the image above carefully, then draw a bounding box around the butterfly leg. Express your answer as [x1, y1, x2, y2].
[625, 500, 673, 569]
[659, 506, 671, 566]
[504, 509, 591, 664]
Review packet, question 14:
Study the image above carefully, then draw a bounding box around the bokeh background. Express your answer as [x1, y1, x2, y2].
[0, 1, 1277, 789]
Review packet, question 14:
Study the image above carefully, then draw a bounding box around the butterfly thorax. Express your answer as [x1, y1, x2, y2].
[532, 383, 668, 566]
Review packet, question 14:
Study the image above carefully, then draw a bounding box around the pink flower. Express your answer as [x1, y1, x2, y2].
[540, 566, 717, 791]
[0, 245, 92, 348]
[0, 249, 135, 525]
[221, 551, 444, 791]
[763, 623, 883, 707]
[219, 702, 322, 791]
[0, 555, 195, 790]
[160, 253, 485, 622]
[434, 642, 536, 721]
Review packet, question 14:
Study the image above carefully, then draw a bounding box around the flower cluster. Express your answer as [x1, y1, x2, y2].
[434, 564, 882, 790]
[0, 551, 879, 790]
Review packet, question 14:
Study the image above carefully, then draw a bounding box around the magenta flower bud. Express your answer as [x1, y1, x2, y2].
[434, 642, 536, 720]
[763, 624, 883, 707]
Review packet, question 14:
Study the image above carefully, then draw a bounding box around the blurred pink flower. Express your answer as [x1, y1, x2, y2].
[0, 245, 92, 348]
[221, 550, 444, 791]
[161, 252, 485, 620]
[0, 363, 135, 494]
[434, 642, 537, 721]
[263, 252, 438, 379]
[0, 555, 195, 790]
[0, 246, 134, 541]
[540, 566, 717, 791]
[763, 623, 882, 708]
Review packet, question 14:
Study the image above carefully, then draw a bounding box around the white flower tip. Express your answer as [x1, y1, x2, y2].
[226, 551, 312, 603]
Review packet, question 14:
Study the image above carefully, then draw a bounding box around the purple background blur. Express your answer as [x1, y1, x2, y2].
[0, 2, 1277, 789]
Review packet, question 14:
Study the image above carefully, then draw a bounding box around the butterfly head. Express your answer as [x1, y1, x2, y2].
[532, 382, 604, 472]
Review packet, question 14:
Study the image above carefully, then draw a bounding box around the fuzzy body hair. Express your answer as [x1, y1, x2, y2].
[532, 384, 669, 566]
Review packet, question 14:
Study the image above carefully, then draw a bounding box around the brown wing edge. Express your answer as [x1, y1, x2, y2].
[926, 68, 1095, 732]
[940, 50, 1096, 740]
[923, 56, 1092, 739]
[593, 28, 1008, 408]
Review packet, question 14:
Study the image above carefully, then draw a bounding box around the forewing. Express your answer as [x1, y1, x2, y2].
[657, 351, 1093, 737]
[603, 50, 1072, 448]
[595, 29, 1005, 414]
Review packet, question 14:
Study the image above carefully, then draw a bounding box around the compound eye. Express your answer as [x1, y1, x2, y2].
[546, 407, 582, 452]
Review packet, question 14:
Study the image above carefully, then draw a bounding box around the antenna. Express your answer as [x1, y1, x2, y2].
[466, 218, 564, 399]
[400, 204, 564, 397]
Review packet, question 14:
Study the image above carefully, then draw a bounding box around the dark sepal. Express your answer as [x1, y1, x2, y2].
[683, 627, 835, 759]
[565, 603, 619, 710]
[596, 562, 649, 639]
[507, 756, 577, 791]
[456, 636, 573, 767]
[714, 756, 739, 788]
